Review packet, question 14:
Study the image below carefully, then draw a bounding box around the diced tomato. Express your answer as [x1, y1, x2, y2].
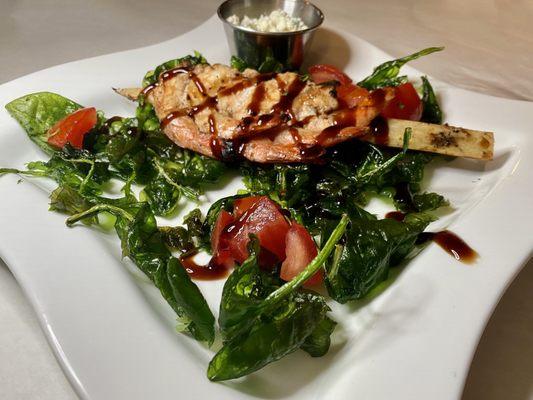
[280, 222, 322, 286]
[211, 210, 234, 251]
[233, 196, 262, 218]
[210, 210, 235, 269]
[336, 83, 370, 108]
[228, 196, 290, 264]
[308, 64, 352, 85]
[381, 83, 422, 121]
[47, 107, 97, 149]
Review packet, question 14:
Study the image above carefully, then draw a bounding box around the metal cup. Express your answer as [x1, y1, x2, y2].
[217, 0, 324, 71]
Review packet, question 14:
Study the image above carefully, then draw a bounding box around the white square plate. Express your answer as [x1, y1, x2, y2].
[0, 15, 531, 400]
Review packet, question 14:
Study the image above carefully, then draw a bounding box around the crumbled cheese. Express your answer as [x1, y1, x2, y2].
[227, 9, 308, 32]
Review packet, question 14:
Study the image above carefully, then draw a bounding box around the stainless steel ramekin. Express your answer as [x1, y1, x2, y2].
[217, 0, 324, 71]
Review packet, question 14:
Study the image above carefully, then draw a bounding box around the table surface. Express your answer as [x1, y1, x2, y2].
[1, 1, 532, 399]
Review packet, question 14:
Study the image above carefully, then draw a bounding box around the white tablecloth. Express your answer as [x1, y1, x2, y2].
[0, 1, 531, 399]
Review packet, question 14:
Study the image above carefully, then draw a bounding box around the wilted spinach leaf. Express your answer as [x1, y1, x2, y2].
[325, 212, 433, 303]
[142, 52, 207, 87]
[301, 315, 337, 357]
[358, 47, 443, 90]
[5, 92, 82, 155]
[67, 202, 215, 343]
[420, 76, 443, 124]
[209, 240, 334, 381]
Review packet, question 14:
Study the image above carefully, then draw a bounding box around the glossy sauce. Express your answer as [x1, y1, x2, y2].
[248, 82, 266, 116]
[394, 182, 415, 211]
[180, 254, 229, 280]
[384, 212, 478, 264]
[418, 230, 478, 264]
[367, 115, 389, 146]
[220, 200, 259, 240]
[208, 114, 222, 159]
[385, 211, 406, 221]
[160, 96, 218, 129]
[141, 66, 192, 97]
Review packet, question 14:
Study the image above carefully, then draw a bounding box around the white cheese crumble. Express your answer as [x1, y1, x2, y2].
[227, 9, 308, 32]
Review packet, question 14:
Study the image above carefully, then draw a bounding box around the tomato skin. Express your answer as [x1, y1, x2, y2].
[381, 83, 422, 121]
[47, 107, 97, 149]
[228, 196, 290, 263]
[210, 197, 321, 284]
[210, 210, 235, 269]
[211, 210, 234, 251]
[233, 196, 262, 218]
[280, 222, 322, 286]
[308, 64, 352, 85]
[336, 83, 370, 108]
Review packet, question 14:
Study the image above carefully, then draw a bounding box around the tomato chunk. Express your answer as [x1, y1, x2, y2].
[336, 83, 370, 108]
[228, 196, 290, 264]
[233, 196, 262, 218]
[308, 64, 352, 85]
[280, 222, 322, 286]
[381, 83, 422, 121]
[210, 210, 236, 269]
[47, 107, 97, 149]
[211, 210, 234, 251]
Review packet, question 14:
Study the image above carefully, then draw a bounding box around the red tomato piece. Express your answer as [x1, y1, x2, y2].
[47, 107, 97, 149]
[233, 196, 262, 218]
[308, 64, 352, 85]
[336, 83, 370, 108]
[228, 196, 290, 264]
[280, 222, 322, 286]
[211, 210, 234, 251]
[210, 210, 235, 269]
[381, 83, 423, 121]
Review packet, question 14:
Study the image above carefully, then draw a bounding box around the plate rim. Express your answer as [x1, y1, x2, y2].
[0, 14, 532, 400]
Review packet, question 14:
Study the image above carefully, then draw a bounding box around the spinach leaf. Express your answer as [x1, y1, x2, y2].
[257, 54, 284, 73]
[160, 208, 209, 254]
[358, 47, 443, 90]
[209, 218, 350, 380]
[301, 315, 337, 357]
[141, 175, 182, 216]
[230, 55, 248, 72]
[49, 185, 95, 222]
[325, 213, 432, 303]
[5, 92, 82, 155]
[67, 202, 216, 343]
[413, 192, 448, 212]
[208, 290, 330, 381]
[420, 76, 443, 124]
[240, 163, 311, 208]
[209, 241, 332, 381]
[217, 239, 277, 340]
[142, 52, 207, 87]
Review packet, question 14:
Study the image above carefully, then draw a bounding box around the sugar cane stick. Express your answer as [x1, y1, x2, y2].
[362, 119, 494, 160]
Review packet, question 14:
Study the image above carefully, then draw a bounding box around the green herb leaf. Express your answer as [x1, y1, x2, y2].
[420, 76, 443, 124]
[5, 92, 82, 155]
